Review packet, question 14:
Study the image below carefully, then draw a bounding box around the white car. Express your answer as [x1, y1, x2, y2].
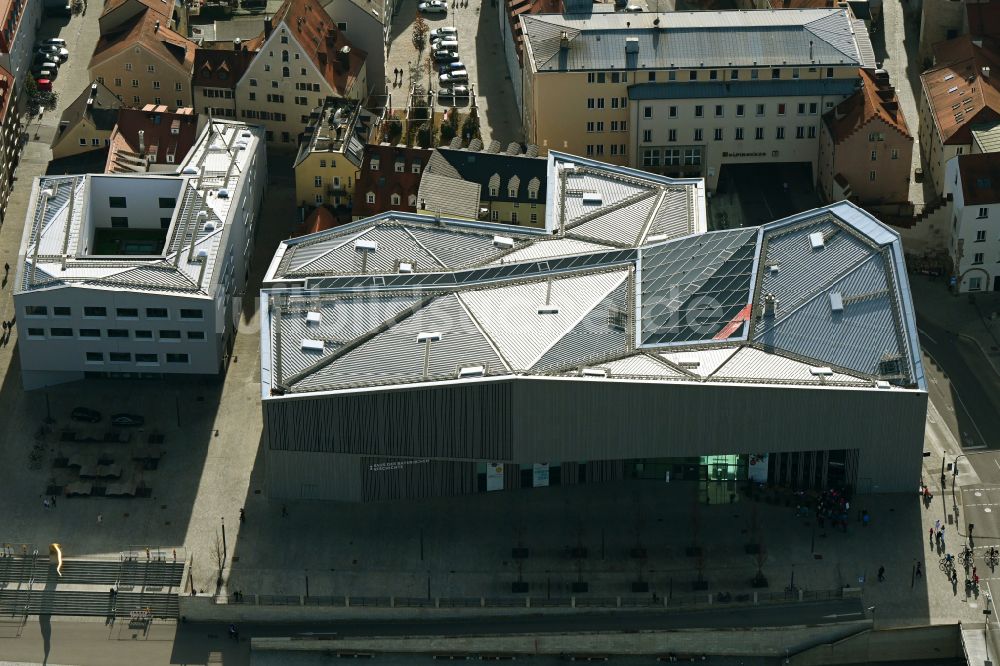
[432, 37, 458, 50]
[418, 0, 447, 13]
[41, 38, 67, 47]
[37, 46, 69, 62]
[438, 85, 470, 100]
[430, 27, 458, 39]
[439, 69, 468, 84]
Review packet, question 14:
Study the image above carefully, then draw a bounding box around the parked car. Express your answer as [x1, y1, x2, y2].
[32, 67, 56, 80]
[624, 4, 643, 10]
[37, 45, 69, 61]
[438, 85, 470, 103]
[432, 49, 459, 63]
[439, 70, 468, 85]
[432, 38, 458, 50]
[33, 56, 59, 70]
[418, 0, 447, 13]
[35, 78, 52, 92]
[40, 38, 68, 47]
[430, 26, 458, 39]
[71, 407, 101, 423]
[438, 60, 465, 74]
[111, 413, 144, 427]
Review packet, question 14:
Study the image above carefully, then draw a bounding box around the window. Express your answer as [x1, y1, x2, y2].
[792, 68, 800, 79]
[808, 126, 816, 139]
[891, 148, 899, 160]
[714, 128, 723, 141]
[80, 329, 100, 339]
[109, 196, 126, 208]
[797, 103, 806, 115]
[160, 330, 181, 340]
[755, 104, 764, 117]
[50, 328, 73, 337]
[412, 163, 421, 174]
[668, 70, 676, 81]
[107, 329, 129, 338]
[597, 98, 605, 109]
[731, 69, 739, 80]
[694, 105, 703, 117]
[689, 70, 697, 81]
[370, 159, 379, 171]
[85, 352, 103, 363]
[755, 127, 764, 140]
[735, 127, 744, 140]
[282, 67, 289, 77]
[826, 68, 834, 78]
[978, 207, 989, 219]
[975, 230, 987, 242]
[709, 70, 718, 80]
[490, 210, 499, 222]
[314, 194, 323, 205]
[187, 331, 205, 340]
[117, 308, 138, 318]
[115, 77, 122, 87]
[110, 216, 128, 228]
[642, 129, 652, 142]
[27, 328, 44, 339]
[869, 170, 876, 182]
[668, 106, 677, 118]
[511, 212, 519, 223]
[587, 121, 595, 133]
[586, 145, 595, 157]
[250, 78, 258, 86]
[648, 72, 656, 82]
[973, 252, 985, 265]
[84, 306, 107, 318]
[668, 129, 677, 142]
[180, 309, 203, 320]
[79, 138, 87, 146]
[390, 193, 401, 205]
[131, 80, 139, 88]
[970, 277, 983, 291]
[338, 21, 347, 30]
[771, 68, 780, 79]
[871, 150, 877, 161]
[110, 352, 131, 364]
[136, 353, 158, 364]
[176, 82, 183, 91]
[53, 307, 71, 317]
[715, 105, 723, 117]
[125, 63, 133, 71]
[366, 192, 375, 204]
[776, 127, 784, 140]
[643, 106, 652, 118]
[642, 149, 660, 167]
[248, 92, 256, 101]
[531, 213, 538, 224]
[751, 69, 759, 80]
[664, 149, 681, 166]
[158, 197, 176, 208]
[736, 104, 744, 117]
[809, 103, 817, 114]
[146, 308, 168, 319]
[314, 175, 323, 187]
[796, 126, 805, 139]
[683, 148, 701, 166]
[135, 330, 153, 339]
[694, 129, 703, 142]
[777, 103, 786, 116]
[153, 81, 160, 90]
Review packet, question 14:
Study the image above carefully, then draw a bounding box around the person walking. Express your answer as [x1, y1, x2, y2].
[50, 495, 56, 508]
[878, 565, 886, 582]
[43, 498, 50, 509]
[916, 561, 922, 577]
[935, 519, 941, 532]
[239, 508, 246, 524]
[97, 513, 103, 525]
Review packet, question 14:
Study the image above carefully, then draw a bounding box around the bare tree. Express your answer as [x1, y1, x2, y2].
[752, 543, 769, 588]
[412, 13, 429, 51]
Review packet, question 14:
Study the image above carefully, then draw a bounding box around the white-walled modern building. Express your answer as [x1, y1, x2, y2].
[259, 152, 925, 502]
[946, 152, 1000, 292]
[14, 119, 267, 389]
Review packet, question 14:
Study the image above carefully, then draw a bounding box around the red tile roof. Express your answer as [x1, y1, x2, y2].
[90, 6, 196, 76]
[269, 0, 367, 97]
[921, 36, 1000, 145]
[353, 144, 431, 219]
[956, 153, 1000, 205]
[0, 63, 12, 123]
[104, 105, 200, 173]
[193, 43, 260, 90]
[825, 69, 911, 142]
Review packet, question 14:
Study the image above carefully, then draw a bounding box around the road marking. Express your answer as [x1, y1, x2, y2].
[966, 444, 988, 450]
[919, 328, 939, 345]
[822, 612, 863, 619]
[995, 460, 1000, 472]
[922, 347, 990, 448]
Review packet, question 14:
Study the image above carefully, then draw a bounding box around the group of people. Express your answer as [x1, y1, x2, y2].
[815, 488, 853, 531]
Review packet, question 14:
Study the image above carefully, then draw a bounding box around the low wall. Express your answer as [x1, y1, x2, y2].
[789, 623, 962, 665]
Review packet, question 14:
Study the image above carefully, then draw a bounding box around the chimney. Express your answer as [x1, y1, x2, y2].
[154, 20, 160, 32]
[984, 66, 992, 79]
[264, 19, 273, 39]
[234, 37, 241, 51]
[138, 129, 145, 154]
[559, 31, 569, 50]
[809, 40, 814, 61]
[337, 45, 351, 69]
[763, 293, 777, 318]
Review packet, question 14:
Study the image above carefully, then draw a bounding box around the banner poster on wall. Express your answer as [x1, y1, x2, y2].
[532, 463, 550, 488]
[748, 453, 769, 483]
[487, 463, 504, 491]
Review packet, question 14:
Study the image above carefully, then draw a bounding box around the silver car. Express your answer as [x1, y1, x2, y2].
[439, 69, 468, 84]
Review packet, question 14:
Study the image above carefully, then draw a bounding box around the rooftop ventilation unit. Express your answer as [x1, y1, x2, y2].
[240, 131, 252, 138]
[355, 239, 378, 252]
[768, 264, 780, 274]
[809, 232, 825, 250]
[458, 365, 485, 378]
[493, 235, 515, 249]
[416, 332, 442, 343]
[305, 311, 321, 325]
[829, 292, 844, 312]
[809, 366, 834, 376]
[203, 222, 215, 232]
[763, 292, 777, 317]
[625, 37, 639, 54]
[581, 367, 608, 378]
[197, 210, 209, 221]
[875, 380, 891, 389]
[196, 249, 209, 259]
[581, 191, 603, 205]
[235, 141, 248, 151]
[646, 233, 668, 244]
[398, 262, 413, 274]
[537, 305, 560, 315]
[300, 338, 325, 352]
[217, 188, 230, 199]
[181, 166, 199, 175]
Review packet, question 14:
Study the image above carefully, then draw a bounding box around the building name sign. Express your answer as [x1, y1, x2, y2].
[722, 152, 767, 158]
[368, 459, 430, 472]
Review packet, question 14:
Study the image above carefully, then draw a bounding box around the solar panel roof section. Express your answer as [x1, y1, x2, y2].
[639, 228, 759, 346]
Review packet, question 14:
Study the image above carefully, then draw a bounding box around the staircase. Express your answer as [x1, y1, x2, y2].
[0, 557, 183, 619]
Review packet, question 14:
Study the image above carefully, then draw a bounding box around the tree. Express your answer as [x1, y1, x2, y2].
[461, 107, 481, 144]
[415, 123, 432, 148]
[412, 13, 429, 51]
[752, 543, 769, 588]
[439, 109, 460, 145]
[25, 77, 57, 117]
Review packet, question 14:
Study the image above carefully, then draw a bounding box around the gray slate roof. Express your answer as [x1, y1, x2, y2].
[522, 9, 875, 72]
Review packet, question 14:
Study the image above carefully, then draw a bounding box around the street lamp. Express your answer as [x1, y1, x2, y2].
[868, 604, 877, 629]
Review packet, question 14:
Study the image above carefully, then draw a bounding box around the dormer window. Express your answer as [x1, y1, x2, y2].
[367, 192, 375, 203]
[411, 163, 421, 174]
[370, 159, 380, 171]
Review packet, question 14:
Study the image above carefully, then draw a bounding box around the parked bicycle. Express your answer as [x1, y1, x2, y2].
[940, 553, 955, 574]
[959, 546, 975, 569]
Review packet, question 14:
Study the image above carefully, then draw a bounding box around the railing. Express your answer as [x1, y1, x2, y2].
[216, 587, 846, 610]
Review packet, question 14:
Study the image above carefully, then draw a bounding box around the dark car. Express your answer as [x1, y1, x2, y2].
[111, 413, 144, 427]
[432, 49, 459, 63]
[71, 407, 101, 423]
